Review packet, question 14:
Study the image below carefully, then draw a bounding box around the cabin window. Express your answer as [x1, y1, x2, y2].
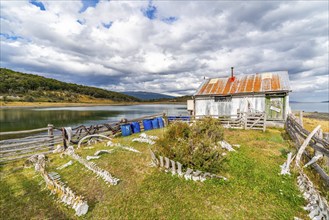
[214, 96, 232, 102]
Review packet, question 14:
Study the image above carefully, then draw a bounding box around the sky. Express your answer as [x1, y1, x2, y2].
[0, 0, 328, 102]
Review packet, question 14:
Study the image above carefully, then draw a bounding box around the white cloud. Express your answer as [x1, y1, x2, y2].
[0, 1, 328, 102]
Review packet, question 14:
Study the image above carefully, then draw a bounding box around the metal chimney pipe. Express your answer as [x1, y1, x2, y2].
[231, 67, 234, 78]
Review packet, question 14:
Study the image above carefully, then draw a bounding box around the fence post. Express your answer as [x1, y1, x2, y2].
[244, 113, 247, 130]
[299, 111, 303, 127]
[322, 132, 329, 168]
[263, 113, 266, 132]
[163, 112, 168, 127]
[324, 132, 329, 141]
[315, 128, 323, 156]
[48, 124, 54, 149]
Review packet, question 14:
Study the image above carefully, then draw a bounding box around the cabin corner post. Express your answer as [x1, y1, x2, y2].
[47, 124, 54, 149]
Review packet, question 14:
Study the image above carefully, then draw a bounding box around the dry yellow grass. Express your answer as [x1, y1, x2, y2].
[303, 117, 329, 132]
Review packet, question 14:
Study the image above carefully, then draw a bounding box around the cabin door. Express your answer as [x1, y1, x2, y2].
[265, 96, 284, 120]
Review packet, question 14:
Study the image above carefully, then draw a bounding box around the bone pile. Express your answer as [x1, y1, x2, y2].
[86, 150, 114, 160]
[150, 150, 227, 182]
[106, 141, 141, 153]
[77, 134, 112, 149]
[218, 140, 236, 152]
[297, 172, 329, 219]
[94, 150, 113, 156]
[56, 160, 73, 170]
[30, 154, 88, 216]
[120, 146, 141, 153]
[86, 156, 100, 161]
[65, 146, 120, 185]
[280, 152, 294, 175]
[132, 133, 158, 145]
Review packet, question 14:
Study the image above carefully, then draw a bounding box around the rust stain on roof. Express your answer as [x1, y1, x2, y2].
[245, 74, 255, 92]
[254, 74, 262, 92]
[230, 78, 240, 94]
[222, 78, 232, 95]
[210, 80, 220, 94]
[197, 82, 208, 95]
[237, 76, 248, 93]
[215, 78, 225, 94]
[204, 83, 214, 94]
[195, 71, 290, 96]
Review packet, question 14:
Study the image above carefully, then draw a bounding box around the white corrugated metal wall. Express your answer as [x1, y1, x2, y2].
[195, 96, 265, 117]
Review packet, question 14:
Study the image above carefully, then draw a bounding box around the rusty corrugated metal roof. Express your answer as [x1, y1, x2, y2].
[195, 71, 290, 96]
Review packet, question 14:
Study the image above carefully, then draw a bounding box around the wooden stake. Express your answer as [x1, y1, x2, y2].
[48, 124, 54, 149]
[299, 111, 303, 127]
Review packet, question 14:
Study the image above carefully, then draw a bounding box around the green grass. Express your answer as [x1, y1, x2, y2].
[0, 128, 307, 219]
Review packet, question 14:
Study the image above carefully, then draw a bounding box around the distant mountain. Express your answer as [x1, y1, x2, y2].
[123, 91, 175, 100]
[0, 68, 140, 103]
[290, 101, 301, 103]
[322, 101, 329, 103]
[169, 95, 192, 102]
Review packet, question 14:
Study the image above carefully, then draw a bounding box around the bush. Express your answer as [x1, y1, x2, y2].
[154, 118, 225, 173]
[24, 96, 34, 102]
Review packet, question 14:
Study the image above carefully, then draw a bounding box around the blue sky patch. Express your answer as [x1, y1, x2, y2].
[29, 0, 46, 11]
[141, 2, 157, 20]
[0, 33, 21, 40]
[102, 21, 113, 29]
[162, 16, 178, 24]
[77, 19, 86, 25]
[79, 0, 100, 13]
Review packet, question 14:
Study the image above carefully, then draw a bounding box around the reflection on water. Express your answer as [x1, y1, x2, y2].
[0, 104, 187, 132]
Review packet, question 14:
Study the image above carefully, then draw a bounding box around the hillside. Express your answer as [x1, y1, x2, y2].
[123, 91, 175, 100]
[0, 68, 139, 103]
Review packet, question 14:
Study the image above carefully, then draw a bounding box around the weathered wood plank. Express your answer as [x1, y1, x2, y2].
[0, 137, 61, 149]
[0, 127, 48, 135]
[0, 144, 54, 154]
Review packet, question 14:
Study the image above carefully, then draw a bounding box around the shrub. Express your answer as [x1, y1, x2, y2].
[154, 117, 225, 173]
[24, 96, 34, 102]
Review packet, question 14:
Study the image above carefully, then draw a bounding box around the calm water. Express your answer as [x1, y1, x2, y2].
[1, 102, 327, 137]
[0, 104, 187, 133]
[290, 102, 329, 113]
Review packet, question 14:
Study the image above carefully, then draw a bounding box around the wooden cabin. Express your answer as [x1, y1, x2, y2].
[188, 70, 291, 121]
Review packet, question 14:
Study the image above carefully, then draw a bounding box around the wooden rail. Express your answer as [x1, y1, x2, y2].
[193, 112, 266, 131]
[0, 127, 48, 135]
[0, 114, 163, 163]
[286, 114, 329, 186]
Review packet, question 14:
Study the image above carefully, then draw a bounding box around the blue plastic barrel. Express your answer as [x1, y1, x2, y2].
[131, 121, 141, 133]
[157, 117, 164, 128]
[152, 118, 159, 129]
[121, 124, 132, 136]
[143, 119, 153, 131]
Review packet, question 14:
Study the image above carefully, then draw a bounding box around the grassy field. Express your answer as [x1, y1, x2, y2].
[302, 112, 329, 132]
[0, 128, 309, 219]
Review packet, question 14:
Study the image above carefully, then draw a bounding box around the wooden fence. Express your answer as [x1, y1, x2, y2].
[0, 113, 163, 163]
[0, 124, 62, 163]
[285, 114, 329, 186]
[192, 111, 266, 131]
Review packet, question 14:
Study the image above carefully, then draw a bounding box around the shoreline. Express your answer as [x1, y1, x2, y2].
[0, 101, 186, 109]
